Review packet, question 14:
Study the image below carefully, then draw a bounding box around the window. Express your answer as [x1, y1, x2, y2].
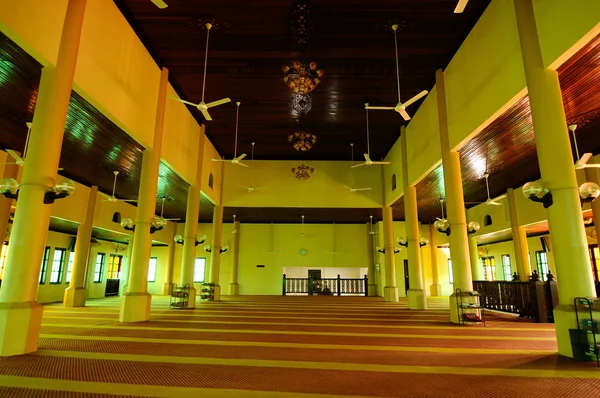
[0, 242, 9, 279]
[482, 256, 496, 281]
[448, 259, 453, 284]
[65, 251, 75, 284]
[49, 248, 66, 284]
[148, 257, 158, 282]
[112, 212, 121, 224]
[39, 246, 50, 284]
[194, 257, 206, 283]
[94, 253, 105, 283]
[501, 254, 512, 281]
[107, 254, 122, 279]
[589, 246, 600, 283]
[208, 173, 214, 189]
[391, 174, 397, 191]
[484, 215, 492, 226]
[535, 251, 549, 281]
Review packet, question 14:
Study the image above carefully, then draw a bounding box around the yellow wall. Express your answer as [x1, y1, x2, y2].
[223, 161, 383, 208]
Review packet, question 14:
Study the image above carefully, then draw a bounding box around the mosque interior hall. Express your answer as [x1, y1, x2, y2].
[0, 0, 599, 397]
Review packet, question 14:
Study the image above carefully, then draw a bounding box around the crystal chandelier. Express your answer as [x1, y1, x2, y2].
[283, 61, 324, 95]
[291, 93, 312, 115]
[292, 163, 315, 180]
[288, 131, 317, 151]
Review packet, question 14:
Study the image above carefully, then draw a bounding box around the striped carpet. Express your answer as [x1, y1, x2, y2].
[0, 295, 598, 397]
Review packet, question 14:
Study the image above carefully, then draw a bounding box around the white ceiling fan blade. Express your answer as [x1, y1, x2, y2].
[237, 184, 250, 189]
[351, 163, 367, 168]
[169, 97, 199, 107]
[492, 194, 507, 201]
[234, 162, 249, 168]
[371, 161, 391, 165]
[577, 152, 593, 166]
[488, 201, 502, 206]
[206, 98, 231, 108]
[342, 185, 353, 190]
[211, 158, 227, 162]
[200, 109, 212, 121]
[365, 106, 395, 110]
[353, 188, 372, 191]
[455, 0, 469, 13]
[164, 218, 180, 221]
[363, 153, 371, 162]
[402, 90, 428, 108]
[584, 164, 600, 168]
[235, 153, 247, 161]
[6, 150, 24, 163]
[151, 0, 168, 8]
[398, 108, 411, 121]
[121, 199, 138, 203]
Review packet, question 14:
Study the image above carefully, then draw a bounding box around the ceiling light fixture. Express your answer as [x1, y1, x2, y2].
[283, 61, 324, 95]
[292, 162, 315, 180]
[289, 0, 315, 45]
[288, 131, 317, 151]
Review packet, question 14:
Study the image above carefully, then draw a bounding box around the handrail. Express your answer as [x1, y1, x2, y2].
[282, 274, 368, 296]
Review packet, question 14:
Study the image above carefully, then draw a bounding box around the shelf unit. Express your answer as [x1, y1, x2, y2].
[201, 283, 215, 301]
[170, 283, 190, 309]
[574, 297, 600, 365]
[456, 288, 485, 326]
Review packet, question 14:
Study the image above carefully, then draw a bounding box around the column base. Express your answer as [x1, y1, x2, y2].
[63, 287, 87, 307]
[448, 293, 479, 324]
[0, 301, 43, 356]
[119, 284, 127, 297]
[407, 289, 427, 310]
[213, 285, 222, 301]
[185, 287, 197, 309]
[368, 284, 378, 297]
[383, 286, 399, 302]
[553, 304, 580, 358]
[229, 283, 239, 296]
[119, 292, 151, 323]
[163, 282, 173, 295]
[430, 284, 443, 297]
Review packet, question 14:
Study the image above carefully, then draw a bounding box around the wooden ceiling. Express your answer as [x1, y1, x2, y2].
[393, 34, 600, 223]
[114, 0, 491, 161]
[0, 31, 192, 221]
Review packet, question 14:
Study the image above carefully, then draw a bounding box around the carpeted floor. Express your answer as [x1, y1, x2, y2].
[0, 295, 598, 397]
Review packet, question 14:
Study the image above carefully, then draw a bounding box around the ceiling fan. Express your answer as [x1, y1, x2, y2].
[352, 106, 391, 168]
[101, 171, 138, 203]
[169, 23, 230, 121]
[344, 143, 372, 191]
[299, 215, 316, 237]
[231, 214, 238, 234]
[454, 0, 469, 13]
[365, 24, 429, 121]
[157, 196, 180, 221]
[150, 0, 168, 8]
[465, 173, 505, 206]
[238, 143, 265, 192]
[368, 215, 376, 235]
[212, 102, 249, 167]
[1, 122, 63, 170]
[328, 222, 347, 254]
[570, 124, 600, 169]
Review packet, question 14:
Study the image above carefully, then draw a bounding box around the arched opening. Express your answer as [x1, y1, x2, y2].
[208, 173, 214, 189]
[112, 212, 122, 224]
[484, 215, 492, 226]
[391, 174, 397, 191]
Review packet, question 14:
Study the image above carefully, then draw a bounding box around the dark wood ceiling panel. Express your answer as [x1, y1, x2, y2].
[393, 34, 600, 224]
[113, 0, 491, 160]
[221, 207, 383, 224]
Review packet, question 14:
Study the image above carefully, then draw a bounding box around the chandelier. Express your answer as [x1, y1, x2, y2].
[283, 61, 324, 95]
[291, 93, 312, 115]
[288, 131, 317, 151]
[292, 163, 315, 180]
[289, 0, 314, 45]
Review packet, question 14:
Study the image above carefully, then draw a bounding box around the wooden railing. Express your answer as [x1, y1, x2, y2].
[473, 279, 558, 323]
[104, 278, 120, 297]
[282, 274, 368, 296]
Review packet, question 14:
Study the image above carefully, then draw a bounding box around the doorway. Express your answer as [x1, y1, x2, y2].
[404, 259, 409, 294]
[308, 269, 321, 279]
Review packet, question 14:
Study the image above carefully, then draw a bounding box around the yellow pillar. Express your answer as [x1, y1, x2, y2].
[119, 234, 133, 296]
[209, 204, 224, 300]
[229, 220, 241, 295]
[0, 157, 19, 244]
[179, 126, 206, 306]
[162, 227, 177, 295]
[514, 0, 596, 357]
[119, 67, 169, 323]
[436, 68, 473, 323]
[429, 224, 442, 296]
[366, 222, 378, 296]
[401, 127, 426, 309]
[63, 185, 97, 307]
[0, 0, 86, 356]
[507, 188, 531, 280]
[382, 206, 398, 302]
[469, 236, 482, 280]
